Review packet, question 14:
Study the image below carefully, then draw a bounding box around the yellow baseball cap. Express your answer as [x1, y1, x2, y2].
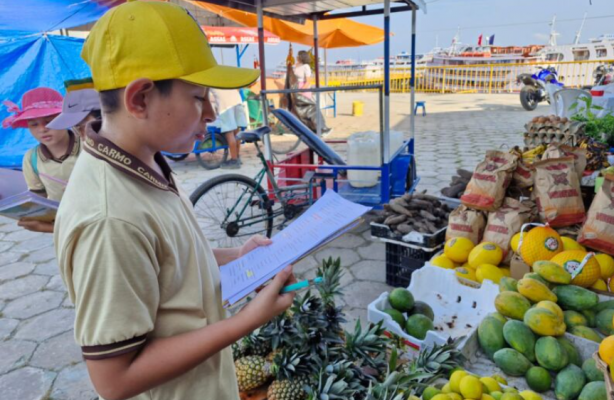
[81, 0, 260, 91]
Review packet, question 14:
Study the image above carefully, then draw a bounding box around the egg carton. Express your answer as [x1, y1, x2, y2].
[367, 265, 499, 352]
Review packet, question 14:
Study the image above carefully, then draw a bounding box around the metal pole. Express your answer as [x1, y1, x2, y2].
[236, 45, 241, 67]
[409, 3, 416, 155]
[313, 14, 322, 136]
[383, 0, 391, 164]
[257, 0, 272, 161]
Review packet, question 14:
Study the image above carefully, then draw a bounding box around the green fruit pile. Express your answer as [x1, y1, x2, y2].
[385, 288, 435, 340]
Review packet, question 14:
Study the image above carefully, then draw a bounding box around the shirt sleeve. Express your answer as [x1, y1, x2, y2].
[22, 149, 46, 194]
[61, 218, 160, 360]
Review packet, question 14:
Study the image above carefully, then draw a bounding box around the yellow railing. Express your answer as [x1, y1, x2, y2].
[320, 59, 614, 94]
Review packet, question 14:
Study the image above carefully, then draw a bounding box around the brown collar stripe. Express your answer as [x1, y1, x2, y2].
[39, 131, 79, 163]
[83, 122, 178, 194]
[81, 335, 147, 360]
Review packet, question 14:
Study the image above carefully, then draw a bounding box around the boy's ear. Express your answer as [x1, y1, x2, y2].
[123, 79, 156, 119]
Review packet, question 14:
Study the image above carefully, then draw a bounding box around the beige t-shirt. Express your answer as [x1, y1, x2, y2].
[22, 132, 80, 201]
[54, 122, 239, 400]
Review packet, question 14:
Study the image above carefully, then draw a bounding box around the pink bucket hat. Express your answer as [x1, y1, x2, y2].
[2, 88, 63, 129]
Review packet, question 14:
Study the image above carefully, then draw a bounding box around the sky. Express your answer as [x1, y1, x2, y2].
[214, 0, 614, 69]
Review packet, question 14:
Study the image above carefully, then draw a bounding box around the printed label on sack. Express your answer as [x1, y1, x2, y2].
[544, 237, 560, 251]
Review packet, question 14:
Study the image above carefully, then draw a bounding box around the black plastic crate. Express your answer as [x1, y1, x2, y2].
[371, 222, 447, 248]
[385, 241, 443, 287]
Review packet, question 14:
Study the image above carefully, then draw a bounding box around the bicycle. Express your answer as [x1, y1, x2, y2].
[190, 126, 316, 248]
[164, 130, 228, 169]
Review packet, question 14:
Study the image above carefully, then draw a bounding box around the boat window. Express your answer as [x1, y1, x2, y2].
[596, 47, 608, 58]
[545, 53, 564, 62]
[572, 48, 590, 61]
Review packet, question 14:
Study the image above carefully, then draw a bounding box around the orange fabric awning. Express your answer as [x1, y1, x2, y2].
[188, 1, 387, 49]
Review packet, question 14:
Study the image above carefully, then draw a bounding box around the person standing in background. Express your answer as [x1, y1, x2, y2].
[210, 89, 247, 169]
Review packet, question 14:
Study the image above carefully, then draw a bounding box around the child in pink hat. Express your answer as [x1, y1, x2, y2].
[3, 87, 82, 233]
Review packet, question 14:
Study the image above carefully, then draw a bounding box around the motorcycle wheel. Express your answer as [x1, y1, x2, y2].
[520, 86, 539, 111]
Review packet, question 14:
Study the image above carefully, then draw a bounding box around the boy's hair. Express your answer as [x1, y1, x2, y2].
[298, 51, 311, 65]
[99, 79, 174, 114]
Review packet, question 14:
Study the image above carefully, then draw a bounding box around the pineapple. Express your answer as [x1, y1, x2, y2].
[235, 355, 271, 392]
[260, 312, 297, 350]
[305, 360, 365, 400]
[343, 320, 389, 371]
[267, 375, 310, 400]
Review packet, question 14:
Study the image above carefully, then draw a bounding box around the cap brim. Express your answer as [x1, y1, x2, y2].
[11, 109, 62, 128]
[47, 111, 90, 130]
[180, 65, 260, 89]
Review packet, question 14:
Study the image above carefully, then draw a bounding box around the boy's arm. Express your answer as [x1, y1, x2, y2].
[85, 267, 295, 400]
[213, 235, 273, 266]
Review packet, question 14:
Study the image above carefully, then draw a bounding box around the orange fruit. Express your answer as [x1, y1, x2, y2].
[550, 251, 601, 288]
[468, 242, 503, 269]
[596, 253, 614, 280]
[599, 335, 614, 365]
[519, 226, 563, 266]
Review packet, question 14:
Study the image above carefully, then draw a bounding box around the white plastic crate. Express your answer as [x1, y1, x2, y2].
[367, 265, 499, 351]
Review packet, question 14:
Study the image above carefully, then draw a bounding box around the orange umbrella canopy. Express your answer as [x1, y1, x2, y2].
[189, 1, 387, 49]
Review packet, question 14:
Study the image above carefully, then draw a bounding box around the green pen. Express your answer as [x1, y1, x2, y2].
[280, 277, 323, 294]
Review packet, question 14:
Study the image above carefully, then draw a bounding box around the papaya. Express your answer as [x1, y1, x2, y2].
[557, 336, 582, 367]
[493, 348, 532, 377]
[535, 300, 564, 321]
[495, 292, 531, 321]
[478, 316, 506, 359]
[581, 309, 597, 327]
[489, 312, 508, 325]
[523, 272, 553, 289]
[533, 260, 572, 284]
[582, 358, 605, 382]
[552, 285, 599, 311]
[563, 310, 588, 328]
[578, 381, 607, 400]
[517, 278, 557, 303]
[555, 364, 586, 400]
[569, 325, 603, 343]
[594, 300, 614, 313]
[499, 277, 518, 293]
[502, 320, 536, 362]
[524, 307, 566, 337]
[525, 366, 552, 393]
[596, 309, 614, 336]
[535, 336, 569, 371]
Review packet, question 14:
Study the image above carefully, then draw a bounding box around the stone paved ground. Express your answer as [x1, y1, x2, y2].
[0, 93, 542, 399]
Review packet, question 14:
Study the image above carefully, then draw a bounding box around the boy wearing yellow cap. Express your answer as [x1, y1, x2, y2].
[53, 2, 296, 400]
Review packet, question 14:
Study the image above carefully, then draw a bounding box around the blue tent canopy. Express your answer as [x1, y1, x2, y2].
[0, 0, 114, 168]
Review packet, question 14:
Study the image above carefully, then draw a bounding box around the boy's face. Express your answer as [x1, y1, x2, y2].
[147, 80, 215, 154]
[27, 116, 67, 147]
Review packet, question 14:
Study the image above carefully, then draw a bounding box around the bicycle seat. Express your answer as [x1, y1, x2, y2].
[271, 108, 346, 166]
[236, 126, 272, 143]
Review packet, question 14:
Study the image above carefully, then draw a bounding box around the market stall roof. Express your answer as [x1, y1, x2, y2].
[203, 26, 280, 45]
[191, 1, 390, 48]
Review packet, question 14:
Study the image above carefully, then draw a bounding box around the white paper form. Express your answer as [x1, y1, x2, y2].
[220, 190, 371, 306]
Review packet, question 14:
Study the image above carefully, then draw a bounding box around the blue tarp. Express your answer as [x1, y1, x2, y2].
[0, 0, 112, 168]
[0, 35, 91, 168]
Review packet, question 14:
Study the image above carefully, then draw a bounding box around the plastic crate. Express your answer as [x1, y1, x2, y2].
[384, 240, 443, 287]
[368, 266, 499, 351]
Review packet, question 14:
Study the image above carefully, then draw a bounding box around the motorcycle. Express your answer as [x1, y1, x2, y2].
[592, 63, 614, 86]
[517, 66, 564, 111]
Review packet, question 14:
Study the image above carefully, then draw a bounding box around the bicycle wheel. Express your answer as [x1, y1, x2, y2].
[165, 153, 189, 161]
[196, 133, 228, 170]
[269, 120, 302, 155]
[190, 174, 274, 248]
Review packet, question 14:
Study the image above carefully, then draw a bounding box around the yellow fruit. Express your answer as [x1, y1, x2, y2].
[500, 268, 511, 277]
[561, 236, 585, 251]
[476, 264, 505, 284]
[610, 279, 614, 293]
[517, 278, 557, 303]
[510, 233, 522, 253]
[445, 237, 475, 263]
[599, 335, 614, 365]
[592, 279, 608, 292]
[519, 226, 563, 265]
[456, 267, 478, 282]
[408, 396, 421, 400]
[550, 251, 601, 288]
[491, 374, 507, 385]
[442, 383, 452, 393]
[460, 375, 483, 400]
[610, 358, 614, 383]
[469, 242, 504, 269]
[432, 255, 456, 269]
[535, 300, 564, 321]
[596, 253, 614, 280]
[450, 370, 468, 394]
[431, 395, 451, 400]
[479, 377, 501, 394]
[482, 395, 496, 400]
[447, 394, 463, 400]
[519, 390, 542, 400]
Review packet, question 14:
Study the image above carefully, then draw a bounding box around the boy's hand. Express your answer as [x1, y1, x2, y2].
[18, 219, 54, 233]
[241, 266, 296, 328]
[238, 235, 273, 258]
